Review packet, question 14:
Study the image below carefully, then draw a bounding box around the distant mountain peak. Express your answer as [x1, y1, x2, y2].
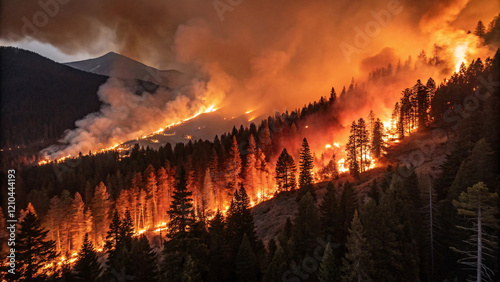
[65, 52, 186, 88]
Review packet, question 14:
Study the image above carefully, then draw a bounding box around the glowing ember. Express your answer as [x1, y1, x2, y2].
[325, 144, 332, 149]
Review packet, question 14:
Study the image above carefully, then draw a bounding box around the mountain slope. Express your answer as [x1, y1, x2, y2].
[65, 52, 186, 88]
[0, 47, 107, 150]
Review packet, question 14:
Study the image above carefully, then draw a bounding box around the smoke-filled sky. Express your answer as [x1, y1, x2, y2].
[1, 0, 499, 159]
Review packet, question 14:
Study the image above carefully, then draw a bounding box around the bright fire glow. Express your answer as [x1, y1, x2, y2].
[338, 158, 349, 173]
[454, 43, 468, 72]
[325, 144, 331, 149]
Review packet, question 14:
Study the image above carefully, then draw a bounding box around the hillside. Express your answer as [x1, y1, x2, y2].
[65, 52, 187, 89]
[0, 47, 107, 149]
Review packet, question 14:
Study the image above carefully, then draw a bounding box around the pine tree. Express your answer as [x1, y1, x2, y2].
[104, 210, 122, 263]
[264, 246, 288, 282]
[414, 79, 429, 130]
[346, 121, 359, 177]
[356, 118, 370, 172]
[16, 210, 58, 281]
[299, 138, 314, 189]
[318, 242, 341, 282]
[378, 179, 420, 281]
[167, 167, 195, 238]
[157, 164, 174, 224]
[292, 192, 320, 261]
[91, 182, 111, 247]
[235, 234, 258, 282]
[208, 210, 227, 282]
[371, 118, 384, 159]
[72, 192, 87, 253]
[258, 120, 273, 161]
[128, 235, 158, 280]
[329, 87, 337, 104]
[340, 181, 358, 247]
[275, 148, 297, 191]
[319, 182, 342, 242]
[74, 233, 102, 281]
[342, 210, 372, 282]
[144, 164, 158, 227]
[226, 135, 243, 197]
[474, 20, 486, 38]
[226, 184, 261, 256]
[368, 110, 375, 136]
[245, 134, 258, 202]
[452, 182, 499, 282]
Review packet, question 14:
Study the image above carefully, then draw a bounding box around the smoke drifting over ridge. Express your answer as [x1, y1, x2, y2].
[1, 0, 498, 159]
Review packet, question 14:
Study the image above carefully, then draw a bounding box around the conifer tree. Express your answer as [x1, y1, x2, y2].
[329, 87, 337, 104]
[144, 164, 158, 227]
[74, 233, 102, 281]
[371, 118, 384, 159]
[292, 192, 320, 261]
[340, 181, 358, 246]
[104, 210, 122, 255]
[167, 167, 195, 238]
[318, 242, 341, 282]
[452, 182, 499, 282]
[474, 20, 486, 38]
[368, 110, 375, 136]
[346, 121, 359, 177]
[342, 211, 372, 282]
[226, 135, 243, 197]
[275, 148, 297, 191]
[72, 192, 87, 253]
[157, 164, 174, 224]
[226, 184, 261, 255]
[299, 137, 314, 189]
[208, 210, 227, 282]
[319, 182, 342, 241]
[356, 118, 370, 172]
[258, 120, 273, 161]
[235, 234, 258, 282]
[414, 79, 429, 129]
[16, 210, 58, 281]
[264, 245, 288, 282]
[245, 134, 258, 201]
[91, 182, 111, 247]
[128, 235, 158, 280]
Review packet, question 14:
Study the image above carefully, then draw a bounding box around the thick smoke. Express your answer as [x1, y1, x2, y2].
[41, 78, 224, 159]
[1, 0, 498, 158]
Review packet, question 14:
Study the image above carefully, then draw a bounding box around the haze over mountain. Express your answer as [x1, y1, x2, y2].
[65, 52, 187, 88]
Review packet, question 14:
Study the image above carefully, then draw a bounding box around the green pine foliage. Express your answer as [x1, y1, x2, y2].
[291, 192, 320, 261]
[15, 210, 59, 281]
[299, 138, 314, 189]
[73, 233, 102, 281]
[318, 242, 341, 282]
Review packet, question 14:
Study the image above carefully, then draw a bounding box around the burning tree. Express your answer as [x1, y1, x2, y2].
[346, 118, 371, 175]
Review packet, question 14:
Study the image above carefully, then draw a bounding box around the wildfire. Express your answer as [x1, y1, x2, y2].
[453, 43, 468, 72]
[325, 144, 332, 149]
[338, 158, 349, 173]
